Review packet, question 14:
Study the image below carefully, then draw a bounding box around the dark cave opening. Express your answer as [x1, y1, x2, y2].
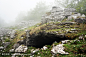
[27, 32, 68, 48]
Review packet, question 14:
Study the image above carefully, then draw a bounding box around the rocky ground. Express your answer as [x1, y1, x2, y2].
[0, 18, 86, 57]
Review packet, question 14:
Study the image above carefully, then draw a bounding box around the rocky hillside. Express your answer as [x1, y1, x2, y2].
[0, 6, 86, 57]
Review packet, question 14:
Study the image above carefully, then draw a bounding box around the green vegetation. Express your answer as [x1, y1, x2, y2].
[1, 20, 86, 57]
[55, 0, 86, 15]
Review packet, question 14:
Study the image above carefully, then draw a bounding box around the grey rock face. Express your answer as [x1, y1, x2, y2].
[41, 6, 65, 24]
[0, 28, 12, 37]
[13, 43, 20, 49]
[10, 30, 16, 39]
[15, 45, 28, 52]
[74, 18, 86, 23]
[64, 8, 76, 12]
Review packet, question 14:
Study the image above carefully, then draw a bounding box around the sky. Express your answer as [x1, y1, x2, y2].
[0, 0, 55, 23]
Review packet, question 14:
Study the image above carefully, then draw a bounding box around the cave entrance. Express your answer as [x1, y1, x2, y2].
[27, 32, 68, 48]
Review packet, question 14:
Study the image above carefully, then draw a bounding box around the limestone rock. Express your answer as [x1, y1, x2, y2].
[10, 30, 16, 39]
[9, 49, 14, 52]
[31, 49, 39, 54]
[81, 14, 85, 18]
[0, 46, 4, 50]
[85, 35, 86, 38]
[41, 45, 48, 50]
[79, 35, 84, 40]
[75, 18, 86, 23]
[15, 45, 28, 52]
[51, 44, 69, 54]
[61, 40, 70, 44]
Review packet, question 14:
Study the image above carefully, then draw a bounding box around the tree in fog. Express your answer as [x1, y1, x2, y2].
[15, 11, 27, 22]
[55, 0, 86, 14]
[27, 1, 50, 21]
[15, 1, 50, 22]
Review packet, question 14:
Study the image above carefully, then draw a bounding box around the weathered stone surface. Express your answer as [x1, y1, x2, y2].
[31, 49, 39, 54]
[0, 28, 12, 37]
[10, 30, 16, 39]
[0, 46, 4, 50]
[61, 40, 70, 44]
[41, 6, 65, 24]
[15, 45, 28, 52]
[13, 43, 20, 49]
[51, 44, 69, 54]
[81, 14, 85, 18]
[64, 8, 76, 12]
[9, 49, 14, 52]
[60, 22, 74, 25]
[75, 18, 86, 23]
[78, 35, 84, 41]
[41, 45, 48, 50]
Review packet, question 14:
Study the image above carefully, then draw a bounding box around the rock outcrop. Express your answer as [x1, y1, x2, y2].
[51, 44, 69, 54]
[15, 45, 28, 52]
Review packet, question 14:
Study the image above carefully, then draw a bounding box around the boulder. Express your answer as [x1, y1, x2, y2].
[51, 44, 69, 54]
[15, 45, 28, 52]
[74, 18, 84, 23]
[81, 14, 85, 18]
[0, 46, 4, 50]
[10, 30, 16, 39]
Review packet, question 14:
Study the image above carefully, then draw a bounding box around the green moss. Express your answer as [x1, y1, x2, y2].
[5, 38, 10, 42]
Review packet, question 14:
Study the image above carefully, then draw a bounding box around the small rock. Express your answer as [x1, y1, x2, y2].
[30, 56, 33, 57]
[31, 49, 34, 53]
[31, 49, 39, 54]
[9, 49, 14, 52]
[42, 46, 48, 50]
[79, 35, 84, 40]
[61, 40, 70, 44]
[38, 53, 40, 54]
[85, 35, 86, 38]
[0, 46, 4, 50]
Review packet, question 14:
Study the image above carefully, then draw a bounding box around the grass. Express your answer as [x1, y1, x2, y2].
[1, 20, 86, 57]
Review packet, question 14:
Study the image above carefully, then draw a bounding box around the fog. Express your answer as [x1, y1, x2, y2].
[0, 0, 55, 27]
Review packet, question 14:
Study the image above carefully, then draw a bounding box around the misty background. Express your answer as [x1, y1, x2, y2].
[0, 0, 55, 27]
[0, 0, 86, 27]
